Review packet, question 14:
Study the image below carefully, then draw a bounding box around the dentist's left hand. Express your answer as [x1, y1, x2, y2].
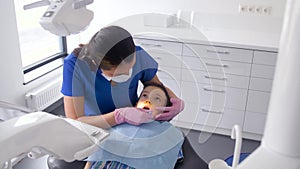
[155, 98, 185, 121]
[114, 107, 153, 125]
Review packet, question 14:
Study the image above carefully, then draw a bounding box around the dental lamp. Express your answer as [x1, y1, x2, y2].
[23, 0, 94, 36]
[0, 112, 109, 169]
[209, 0, 300, 168]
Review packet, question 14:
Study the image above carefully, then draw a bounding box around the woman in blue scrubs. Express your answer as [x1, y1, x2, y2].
[61, 25, 184, 127]
[47, 26, 185, 169]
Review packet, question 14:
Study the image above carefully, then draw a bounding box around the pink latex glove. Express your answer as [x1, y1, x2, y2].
[155, 98, 185, 121]
[114, 107, 153, 125]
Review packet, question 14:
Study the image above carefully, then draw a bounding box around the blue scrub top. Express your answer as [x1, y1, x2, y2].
[61, 46, 158, 116]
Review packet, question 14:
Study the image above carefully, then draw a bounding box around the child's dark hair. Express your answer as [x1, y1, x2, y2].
[140, 82, 172, 107]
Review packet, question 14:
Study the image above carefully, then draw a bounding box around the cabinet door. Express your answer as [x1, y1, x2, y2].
[253, 51, 277, 66]
[182, 56, 251, 76]
[177, 102, 244, 130]
[244, 112, 267, 135]
[249, 77, 273, 92]
[157, 67, 181, 97]
[157, 66, 181, 80]
[183, 43, 253, 63]
[150, 53, 182, 68]
[181, 81, 247, 110]
[134, 38, 182, 55]
[181, 69, 249, 89]
[246, 90, 271, 114]
[251, 64, 275, 79]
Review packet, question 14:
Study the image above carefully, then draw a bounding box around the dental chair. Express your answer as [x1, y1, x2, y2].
[47, 136, 208, 169]
[0, 103, 109, 169]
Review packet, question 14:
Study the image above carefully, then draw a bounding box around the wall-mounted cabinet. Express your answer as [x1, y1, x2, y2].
[134, 37, 278, 141]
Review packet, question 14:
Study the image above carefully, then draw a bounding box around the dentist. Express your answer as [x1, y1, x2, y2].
[62, 25, 184, 128]
[47, 26, 184, 168]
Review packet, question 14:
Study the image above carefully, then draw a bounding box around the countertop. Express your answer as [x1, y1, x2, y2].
[114, 13, 282, 52]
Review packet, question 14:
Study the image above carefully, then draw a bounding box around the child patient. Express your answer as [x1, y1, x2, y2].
[85, 82, 183, 169]
[136, 82, 172, 119]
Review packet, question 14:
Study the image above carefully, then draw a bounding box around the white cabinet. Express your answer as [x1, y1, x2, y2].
[179, 42, 251, 134]
[182, 44, 253, 63]
[244, 112, 267, 135]
[176, 102, 244, 130]
[134, 38, 182, 55]
[182, 56, 252, 76]
[253, 51, 277, 66]
[244, 51, 277, 136]
[181, 81, 248, 110]
[134, 38, 183, 98]
[181, 69, 250, 89]
[134, 37, 277, 140]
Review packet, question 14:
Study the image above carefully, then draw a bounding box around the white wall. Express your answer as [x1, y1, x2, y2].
[68, 0, 287, 50]
[0, 0, 62, 107]
[0, 0, 286, 107]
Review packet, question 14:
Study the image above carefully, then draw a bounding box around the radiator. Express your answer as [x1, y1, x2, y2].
[25, 78, 63, 111]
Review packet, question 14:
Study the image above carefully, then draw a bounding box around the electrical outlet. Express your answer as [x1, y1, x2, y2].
[263, 6, 272, 14]
[239, 4, 248, 13]
[255, 6, 263, 14]
[248, 6, 255, 13]
[239, 4, 272, 15]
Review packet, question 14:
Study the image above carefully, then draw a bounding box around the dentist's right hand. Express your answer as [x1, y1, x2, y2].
[114, 107, 153, 125]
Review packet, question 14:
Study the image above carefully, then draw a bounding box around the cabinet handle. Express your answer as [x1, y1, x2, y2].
[140, 43, 162, 48]
[205, 62, 229, 68]
[204, 75, 227, 81]
[201, 107, 223, 114]
[206, 49, 230, 55]
[203, 87, 226, 93]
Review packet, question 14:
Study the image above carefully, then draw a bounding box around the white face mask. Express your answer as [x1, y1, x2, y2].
[102, 68, 133, 83]
[112, 68, 133, 83]
[101, 73, 112, 81]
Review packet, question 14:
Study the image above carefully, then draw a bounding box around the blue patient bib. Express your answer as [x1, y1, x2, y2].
[87, 121, 184, 169]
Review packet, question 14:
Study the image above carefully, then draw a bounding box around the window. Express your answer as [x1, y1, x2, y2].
[14, 0, 67, 84]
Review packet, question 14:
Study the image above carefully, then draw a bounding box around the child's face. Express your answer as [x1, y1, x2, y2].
[136, 86, 168, 118]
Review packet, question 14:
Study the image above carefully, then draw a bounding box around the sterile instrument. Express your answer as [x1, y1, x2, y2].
[209, 0, 300, 168]
[0, 111, 109, 169]
[23, 0, 94, 36]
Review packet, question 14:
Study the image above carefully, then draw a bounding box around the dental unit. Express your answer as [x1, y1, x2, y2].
[0, 110, 109, 169]
[209, 0, 300, 168]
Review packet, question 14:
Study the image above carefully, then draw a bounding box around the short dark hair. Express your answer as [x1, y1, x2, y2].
[139, 82, 172, 107]
[78, 26, 135, 71]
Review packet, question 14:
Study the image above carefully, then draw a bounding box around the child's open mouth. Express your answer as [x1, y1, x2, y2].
[142, 105, 150, 110]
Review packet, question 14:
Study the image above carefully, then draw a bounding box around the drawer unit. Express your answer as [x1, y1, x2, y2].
[150, 53, 182, 68]
[181, 69, 249, 89]
[181, 81, 248, 110]
[249, 77, 273, 92]
[182, 56, 251, 76]
[251, 64, 275, 79]
[157, 66, 181, 81]
[244, 112, 267, 135]
[134, 38, 182, 55]
[157, 67, 182, 97]
[183, 43, 253, 63]
[246, 90, 271, 114]
[253, 51, 277, 66]
[159, 78, 182, 98]
[134, 37, 278, 140]
[178, 103, 244, 130]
